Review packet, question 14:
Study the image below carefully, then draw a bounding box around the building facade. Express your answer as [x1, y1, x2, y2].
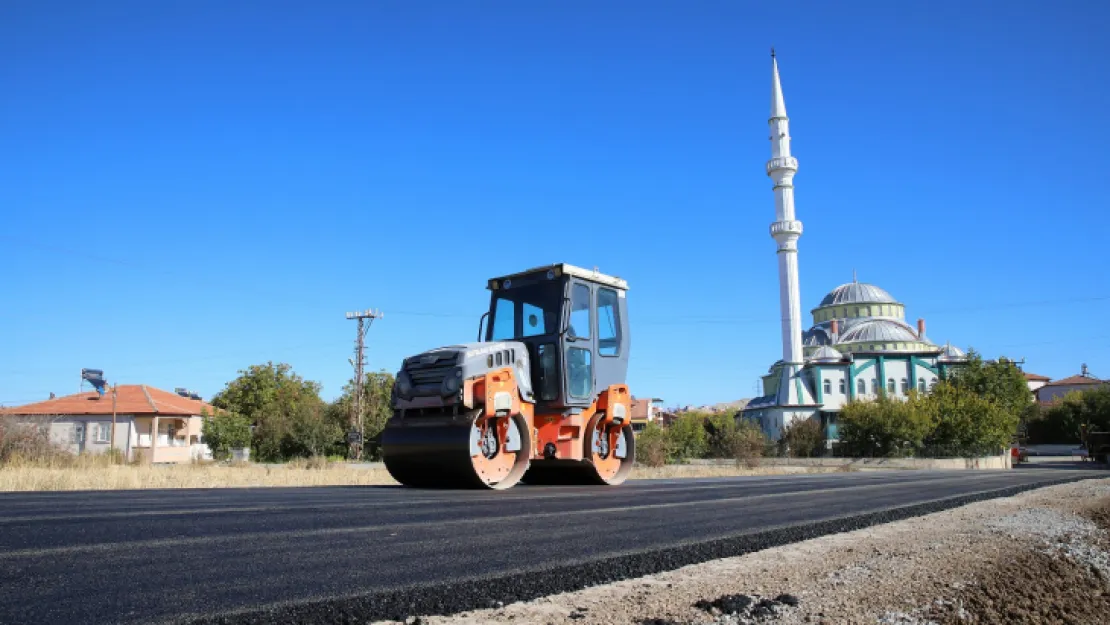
[1, 385, 213, 463]
[742, 53, 967, 444]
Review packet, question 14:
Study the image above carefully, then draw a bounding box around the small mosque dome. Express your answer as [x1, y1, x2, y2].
[808, 346, 844, 363]
[938, 344, 967, 362]
[838, 319, 920, 344]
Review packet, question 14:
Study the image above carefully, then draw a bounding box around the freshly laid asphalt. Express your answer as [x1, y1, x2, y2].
[0, 466, 1103, 625]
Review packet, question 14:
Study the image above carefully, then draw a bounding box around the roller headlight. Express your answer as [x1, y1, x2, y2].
[440, 368, 463, 396]
[396, 371, 414, 399]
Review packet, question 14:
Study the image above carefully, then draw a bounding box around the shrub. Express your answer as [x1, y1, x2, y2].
[728, 421, 768, 468]
[634, 422, 670, 468]
[781, 418, 824, 458]
[201, 411, 252, 461]
[0, 418, 62, 466]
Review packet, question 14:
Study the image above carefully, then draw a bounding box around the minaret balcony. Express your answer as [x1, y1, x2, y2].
[770, 220, 803, 237]
[766, 156, 798, 175]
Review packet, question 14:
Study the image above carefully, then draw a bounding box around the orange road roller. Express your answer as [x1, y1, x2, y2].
[381, 263, 636, 489]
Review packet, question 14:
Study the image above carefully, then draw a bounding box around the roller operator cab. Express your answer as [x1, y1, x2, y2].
[382, 263, 635, 489]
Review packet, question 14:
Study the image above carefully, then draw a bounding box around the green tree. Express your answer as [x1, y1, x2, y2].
[923, 382, 1018, 456]
[201, 410, 252, 461]
[328, 370, 395, 459]
[634, 422, 670, 467]
[946, 351, 1031, 425]
[211, 362, 331, 462]
[781, 418, 825, 457]
[665, 412, 709, 462]
[837, 394, 936, 457]
[1029, 386, 1110, 444]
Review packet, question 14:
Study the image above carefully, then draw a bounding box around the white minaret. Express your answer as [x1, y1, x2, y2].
[767, 49, 804, 365]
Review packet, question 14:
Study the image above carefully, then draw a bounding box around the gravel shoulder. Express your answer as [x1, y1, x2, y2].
[393, 477, 1110, 625]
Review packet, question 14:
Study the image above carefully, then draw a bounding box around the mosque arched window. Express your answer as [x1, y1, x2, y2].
[873, 378, 880, 394]
[887, 378, 896, 394]
[901, 378, 909, 393]
[839, 379, 846, 394]
[918, 378, 926, 393]
[858, 379, 866, 395]
[854, 307, 861, 317]
[823, 380, 831, 395]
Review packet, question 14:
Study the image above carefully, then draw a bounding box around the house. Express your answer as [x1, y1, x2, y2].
[0, 385, 214, 463]
[1034, 365, 1106, 406]
[629, 397, 664, 432]
[1023, 372, 1051, 395]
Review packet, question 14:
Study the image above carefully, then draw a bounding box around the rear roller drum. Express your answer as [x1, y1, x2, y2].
[586, 413, 636, 485]
[382, 410, 532, 490]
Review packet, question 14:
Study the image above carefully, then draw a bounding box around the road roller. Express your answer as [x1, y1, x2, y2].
[381, 263, 635, 489]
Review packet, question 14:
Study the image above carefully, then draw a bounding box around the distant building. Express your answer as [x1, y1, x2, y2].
[1023, 372, 1050, 395]
[630, 397, 664, 432]
[1034, 365, 1106, 405]
[0, 385, 214, 463]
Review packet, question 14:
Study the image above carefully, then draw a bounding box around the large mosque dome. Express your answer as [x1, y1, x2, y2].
[818, 282, 897, 307]
[803, 279, 939, 358]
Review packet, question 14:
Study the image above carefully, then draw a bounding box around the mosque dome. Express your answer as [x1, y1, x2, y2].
[839, 319, 921, 344]
[818, 282, 898, 308]
[938, 344, 967, 362]
[807, 346, 844, 363]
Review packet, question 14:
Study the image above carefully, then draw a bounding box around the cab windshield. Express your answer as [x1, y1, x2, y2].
[489, 282, 562, 340]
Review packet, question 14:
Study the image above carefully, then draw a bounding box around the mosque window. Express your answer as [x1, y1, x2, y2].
[858, 379, 866, 395]
[839, 379, 846, 394]
[929, 380, 937, 391]
[887, 378, 896, 394]
[918, 378, 926, 393]
[865, 306, 872, 316]
[823, 380, 831, 395]
[901, 378, 909, 393]
[855, 307, 861, 317]
[873, 378, 879, 394]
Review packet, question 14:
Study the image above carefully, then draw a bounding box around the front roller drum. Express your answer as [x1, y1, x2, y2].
[381, 410, 532, 490]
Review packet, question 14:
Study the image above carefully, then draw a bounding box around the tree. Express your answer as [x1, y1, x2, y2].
[1029, 386, 1110, 444]
[634, 422, 670, 467]
[781, 418, 824, 457]
[329, 370, 395, 459]
[837, 394, 936, 457]
[923, 382, 1018, 456]
[201, 410, 252, 461]
[665, 412, 709, 462]
[946, 351, 1031, 425]
[211, 362, 331, 462]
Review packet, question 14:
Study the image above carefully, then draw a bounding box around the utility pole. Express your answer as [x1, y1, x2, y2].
[345, 308, 383, 460]
[111, 384, 118, 462]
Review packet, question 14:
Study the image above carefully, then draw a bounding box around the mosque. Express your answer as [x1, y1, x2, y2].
[742, 53, 967, 445]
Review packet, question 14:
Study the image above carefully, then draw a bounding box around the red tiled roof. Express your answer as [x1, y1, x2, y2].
[1042, 375, 1105, 387]
[0, 385, 213, 416]
[1023, 372, 1051, 381]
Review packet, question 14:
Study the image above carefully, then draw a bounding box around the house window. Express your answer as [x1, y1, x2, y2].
[93, 424, 110, 444]
[887, 378, 896, 394]
[918, 377, 926, 393]
[901, 378, 909, 393]
[857, 379, 866, 395]
[839, 379, 846, 394]
[823, 380, 831, 395]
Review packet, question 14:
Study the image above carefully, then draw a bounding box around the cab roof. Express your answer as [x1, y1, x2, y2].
[488, 263, 629, 291]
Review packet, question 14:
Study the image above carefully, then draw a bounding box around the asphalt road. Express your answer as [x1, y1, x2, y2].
[0, 467, 1102, 625]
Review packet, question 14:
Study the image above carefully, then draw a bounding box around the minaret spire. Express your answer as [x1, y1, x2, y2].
[766, 51, 804, 365]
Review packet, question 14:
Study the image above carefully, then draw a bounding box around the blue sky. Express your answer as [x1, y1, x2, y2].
[1, 1, 1108, 408]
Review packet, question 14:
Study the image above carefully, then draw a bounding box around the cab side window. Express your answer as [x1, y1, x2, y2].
[597, 288, 621, 356]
